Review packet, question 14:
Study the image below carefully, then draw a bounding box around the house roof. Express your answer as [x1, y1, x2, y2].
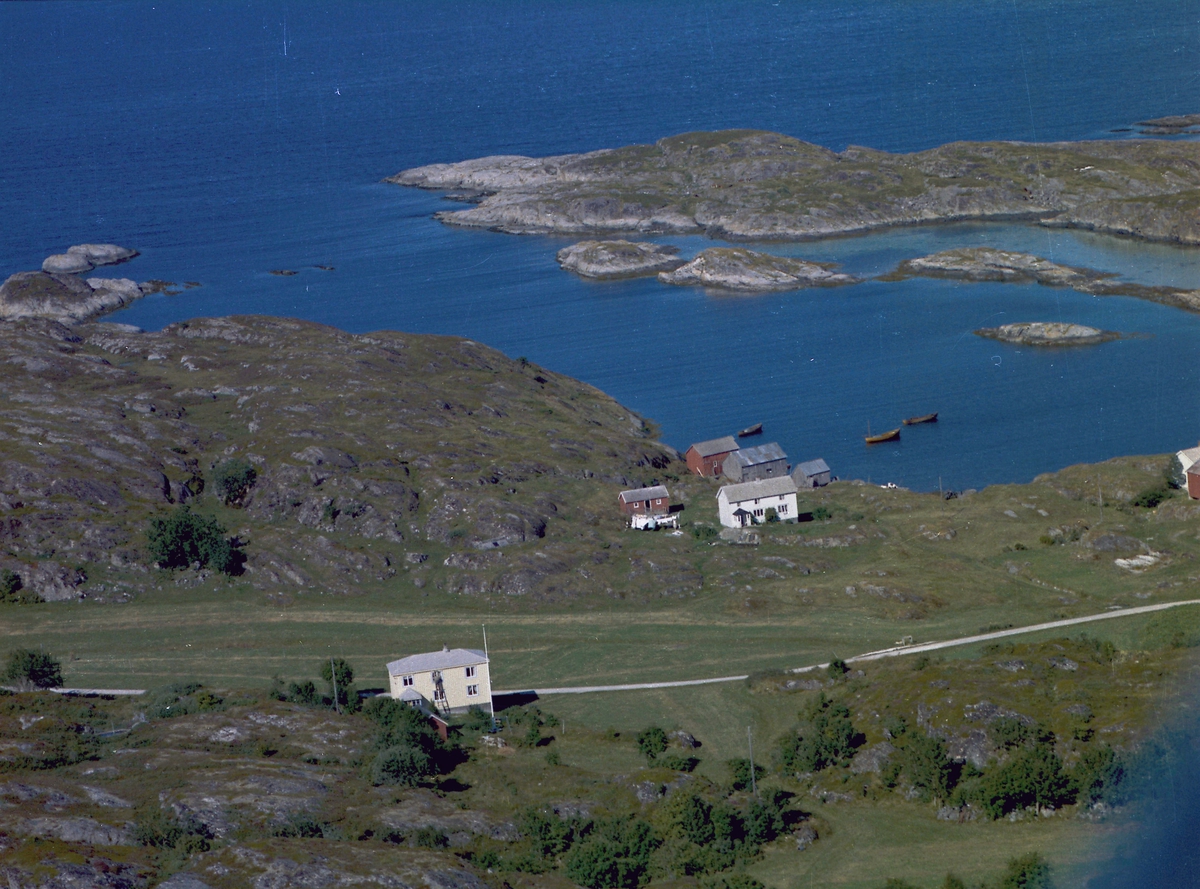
[1188, 463, 1200, 478]
[794, 458, 830, 477]
[399, 687, 424, 702]
[686, 436, 739, 458]
[717, 475, 798, 503]
[619, 485, 669, 503]
[1178, 445, 1200, 471]
[387, 647, 487, 675]
[727, 442, 787, 467]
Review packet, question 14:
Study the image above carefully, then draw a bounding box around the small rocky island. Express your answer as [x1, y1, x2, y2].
[390, 129, 1200, 245]
[556, 240, 684, 278]
[0, 244, 178, 323]
[658, 247, 857, 291]
[974, 322, 1121, 346]
[890, 247, 1200, 314]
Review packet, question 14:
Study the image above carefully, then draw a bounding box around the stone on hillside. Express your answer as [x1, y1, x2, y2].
[42, 253, 93, 274]
[18, 816, 132, 845]
[158, 875, 213, 889]
[556, 240, 684, 279]
[291, 445, 357, 468]
[850, 741, 895, 774]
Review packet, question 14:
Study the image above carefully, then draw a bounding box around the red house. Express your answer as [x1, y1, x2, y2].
[684, 436, 739, 477]
[618, 485, 671, 517]
[1188, 465, 1200, 500]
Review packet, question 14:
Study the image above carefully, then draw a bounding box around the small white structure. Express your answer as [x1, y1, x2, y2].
[630, 512, 679, 530]
[387, 645, 491, 716]
[717, 476, 798, 528]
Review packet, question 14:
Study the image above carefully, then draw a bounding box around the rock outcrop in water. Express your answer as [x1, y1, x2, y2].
[556, 240, 684, 278]
[888, 247, 1200, 314]
[658, 247, 857, 291]
[974, 322, 1121, 346]
[389, 130, 1200, 245]
[1, 245, 169, 322]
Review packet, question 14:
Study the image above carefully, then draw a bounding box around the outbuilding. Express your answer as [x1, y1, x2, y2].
[717, 476, 799, 527]
[722, 442, 789, 482]
[1188, 464, 1200, 500]
[792, 458, 831, 488]
[1178, 444, 1200, 476]
[387, 645, 491, 716]
[618, 485, 671, 517]
[684, 436, 739, 477]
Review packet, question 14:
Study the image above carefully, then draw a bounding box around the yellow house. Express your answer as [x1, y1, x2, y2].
[386, 645, 492, 716]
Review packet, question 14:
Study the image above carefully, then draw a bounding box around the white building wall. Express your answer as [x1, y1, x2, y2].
[717, 490, 798, 527]
[389, 661, 492, 714]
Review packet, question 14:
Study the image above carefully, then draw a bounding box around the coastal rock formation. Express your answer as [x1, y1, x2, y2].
[0, 271, 145, 322]
[974, 322, 1121, 346]
[2, 245, 162, 322]
[658, 247, 857, 291]
[391, 130, 1200, 245]
[1137, 113, 1200, 135]
[556, 240, 684, 278]
[891, 247, 1200, 314]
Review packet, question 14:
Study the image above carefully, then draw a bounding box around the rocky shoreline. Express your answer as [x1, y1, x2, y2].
[889, 247, 1200, 313]
[390, 129, 1200, 245]
[0, 244, 183, 323]
[974, 322, 1122, 347]
[556, 240, 684, 278]
[658, 247, 857, 291]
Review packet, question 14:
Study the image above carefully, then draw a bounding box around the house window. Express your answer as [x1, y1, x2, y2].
[755, 508, 764, 517]
[465, 666, 476, 678]
[467, 684, 479, 697]
[434, 687, 446, 701]
[402, 675, 414, 687]
[779, 505, 788, 515]
[754, 498, 760, 505]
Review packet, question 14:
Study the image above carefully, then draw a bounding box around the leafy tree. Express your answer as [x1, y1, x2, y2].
[899, 731, 955, 803]
[743, 793, 786, 846]
[988, 717, 1031, 751]
[371, 744, 434, 787]
[980, 744, 1074, 818]
[1164, 455, 1185, 490]
[996, 852, 1053, 889]
[287, 680, 320, 705]
[764, 507, 779, 523]
[1071, 744, 1126, 806]
[520, 807, 583, 858]
[320, 657, 356, 711]
[4, 648, 63, 689]
[565, 817, 658, 889]
[0, 569, 40, 605]
[778, 695, 862, 774]
[636, 726, 668, 762]
[212, 458, 257, 505]
[727, 757, 765, 791]
[146, 505, 240, 573]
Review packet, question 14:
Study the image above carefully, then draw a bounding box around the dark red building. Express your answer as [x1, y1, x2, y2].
[684, 436, 739, 477]
[618, 485, 671, 516]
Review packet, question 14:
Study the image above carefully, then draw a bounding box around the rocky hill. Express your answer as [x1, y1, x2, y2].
[391, 130, 1200, 245]
[0, 315, 678, 603]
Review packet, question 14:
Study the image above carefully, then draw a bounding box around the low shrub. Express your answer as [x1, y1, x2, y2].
[4, 648, 63, 689]
[0, 570, 40, 605]
[636, 726, 668, 761]
[211, 458, 257, 505]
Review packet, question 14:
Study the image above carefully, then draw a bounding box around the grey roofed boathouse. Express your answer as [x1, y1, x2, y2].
[722, 441, 789, 482]
[792, 458, 831, 488]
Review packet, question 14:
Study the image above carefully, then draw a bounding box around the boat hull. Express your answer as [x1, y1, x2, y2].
[865, 428, 901, 444]
[738, 423, 763, 437]
[902, 413, 938, 425]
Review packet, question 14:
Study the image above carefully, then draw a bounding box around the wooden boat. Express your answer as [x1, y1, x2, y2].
[902, 412, 938, 426]
[738, 423, 763, 438]
[865, 427, 901, 444]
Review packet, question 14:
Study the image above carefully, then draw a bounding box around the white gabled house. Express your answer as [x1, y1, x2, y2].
[716, 476, 799, 528]
[387, 645, 491, 716]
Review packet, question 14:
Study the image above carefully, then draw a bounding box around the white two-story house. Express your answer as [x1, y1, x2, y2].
[386, 645, 492, 715]
[717, 476, 799, 528]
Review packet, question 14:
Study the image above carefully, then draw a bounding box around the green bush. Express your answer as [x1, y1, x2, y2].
[287, 680, 320, 705]
[690, 524, 719, 541]
[145, 683, 204, 719]
[371, 744, 435, 787]
[812, 506, 832, 521]
[996, 853, 1052, 889]
[764, 507, 779, 523]
[565, 817, 658, 889]
[726, 757, 765, 791]
[778, 694, 862, 774]
[132, 806, 211, 851]
[146, 505, 240, 573]
[827, 657, 849, 679]
[0, 570, 40, 605]
[897, 731, 955, 803]
[1131, 484, 1172, 508]
[414, 826, 449, 848]
[659, 753, 699, 772]
[635, 726, 668, 761]
[979, 743, 1074, 818]
[4, 648, 63, 689]
[272, 812, 329, 839]
[211, 458, 257, 505]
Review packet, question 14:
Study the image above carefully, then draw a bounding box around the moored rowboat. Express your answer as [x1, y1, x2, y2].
[903, 412, 938, 425]
[738, 423, 763, 437]
[865, 427, 901, 444]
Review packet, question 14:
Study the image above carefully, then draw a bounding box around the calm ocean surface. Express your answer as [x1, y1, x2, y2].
[3, 1, 1199, 490]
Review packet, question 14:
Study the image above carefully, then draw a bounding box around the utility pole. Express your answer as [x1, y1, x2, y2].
[483, 624, 496, 730]
[747, 726, 757, 797]
[330, 656, 340, 715]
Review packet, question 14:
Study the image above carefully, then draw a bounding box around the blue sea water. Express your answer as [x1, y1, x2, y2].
[3, 1, 1200, 490]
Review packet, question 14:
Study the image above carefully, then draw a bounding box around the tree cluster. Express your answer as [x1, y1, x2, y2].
[146, 505, 242, 574]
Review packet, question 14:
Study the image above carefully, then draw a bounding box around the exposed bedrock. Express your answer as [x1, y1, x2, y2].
[658, 247, 857, 291]
[974, 321, 1122, 346]
[556, 240, 684, 279]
